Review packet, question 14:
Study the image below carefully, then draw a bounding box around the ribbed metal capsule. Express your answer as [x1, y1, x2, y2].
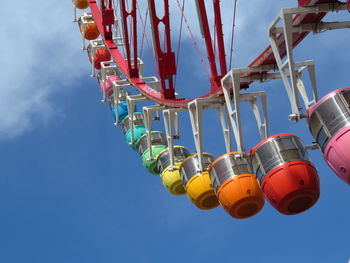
[121, 113, 145, 134]
[108, 90, 130, 108]
[209, 153, 253, 193]
[308, 87, 350, 152]
[250, 134, 320, 215]
[250, 134, 310, 183]
[180, 153, 219, 210]
[180, 153, 215, 186]
[137, 132, 168, 156]
[157, 146, 191, 174]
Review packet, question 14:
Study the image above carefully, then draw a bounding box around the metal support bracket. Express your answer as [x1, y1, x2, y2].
[188, 96, 232, 172]
[72, 0, 78, 22]
[112, 75, 160, 124]
[221, 68, 269, 156]
[268, 3, 350, 119]
[88, 39, 108, 77]
[126, 94, 148, 147]
[100, 60, 121, 102]
[78, 13, 95, 50]
[163, 108, 186, 170]
[143, 105, 168, 161]
[88, 38, 124, 77]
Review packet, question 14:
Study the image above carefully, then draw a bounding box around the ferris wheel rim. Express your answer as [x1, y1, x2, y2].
[87, 0, 231, 108]
[87, 0, 335, 108]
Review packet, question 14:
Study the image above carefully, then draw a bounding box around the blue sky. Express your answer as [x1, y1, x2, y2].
[0, 1, 349, 262]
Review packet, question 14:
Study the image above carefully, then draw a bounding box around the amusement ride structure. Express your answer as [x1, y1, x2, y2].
[71, 0, 350, 219]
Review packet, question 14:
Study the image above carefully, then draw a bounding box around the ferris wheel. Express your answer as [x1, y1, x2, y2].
[71, 0, 350, 219]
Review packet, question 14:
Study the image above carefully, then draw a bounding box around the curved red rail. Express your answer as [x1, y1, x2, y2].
[88, 0, 335, 108]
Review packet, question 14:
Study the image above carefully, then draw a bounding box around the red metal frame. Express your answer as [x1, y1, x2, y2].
[120, 0, 139, 77]
[99, 0, 114, 40]
[88, 0, 338, 107]
[196, 0, 218, 89]
[213, 0, 227, 78]
[148, 0, 176, 99]
[195, 0, 227, 92]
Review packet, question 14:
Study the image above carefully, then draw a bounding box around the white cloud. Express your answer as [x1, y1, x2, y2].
[0, 1, 87, 138]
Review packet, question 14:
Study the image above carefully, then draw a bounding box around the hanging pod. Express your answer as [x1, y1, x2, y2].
[111, 101, 128, 122]
[87, 44, 111, 70]
[307, 87, 350, 184]
[138, 132, 168, 174]
[156, 146, 191, 195]
[73, 0, 89, 9]
[209, 152, 264, 219]
[180, 153, 219, 210]
[120, 113, 146, 150]
[97, 75, 131, 122]
[250, 134, 320, 215]
[100, 76, 129, 122]
[78, 15, 100, 40]
[99, 75, 120, 97]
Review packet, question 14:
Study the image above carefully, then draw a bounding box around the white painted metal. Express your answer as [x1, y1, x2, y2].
[296, 64, 318, 109]
[72, 0, 78, 22]
[268, 3, 349, 120]
[122, 74, 161, 147]
[221, 68, 269, 157]
[269, 12, 300, 117]
[126, 94, 148, 146]
[194, 0, 205, 37]
[101, 58, 144, 102]
[271, 21, 350, 34]
[188, 97, 232, 172]
[88, 38, 124, 77]
[111, 75, 159, 124]
[88, 39, 107, 77]
[74, 7, 77, 22]
[78, 13, 96, 50]
[280, 2, 349, 15]
[100, 60, 120, 102]
[188, 100, 204, 172]
[112, 79, 132, 124]
[143, 105, 167, 161]
[217, 107, 232, 154]
[163, 109, 184, 170]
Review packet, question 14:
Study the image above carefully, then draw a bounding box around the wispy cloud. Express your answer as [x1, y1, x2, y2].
[0, 1, 86, 138]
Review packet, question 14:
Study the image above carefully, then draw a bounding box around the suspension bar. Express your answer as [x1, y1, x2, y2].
[148, 0, 176, 99]
[119, 0, 139, 77]
[87, 0, 341, 107]
[244, 0, 341, 86]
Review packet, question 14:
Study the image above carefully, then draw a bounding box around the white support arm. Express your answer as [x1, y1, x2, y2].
[101, 60, 119, 102]
[268, 3, 349, 119]
[222, 70, 244, 155]
[188, 100, 204, 172]
[221, 68, 270, 156]
[143, 105, 166, 161]
[163, 110, 175, 169]
[217, 107, 232, 153]
[126, 94, 147, 146]
[163, 108, 186, 170]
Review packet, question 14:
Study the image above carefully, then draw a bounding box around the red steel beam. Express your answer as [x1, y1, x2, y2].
[196, 0, 219, 91]
[120, 0, 139, 77]
[100, 0, 114, 40]
[148, 0, 176, 99]
[89, 0, 191, 107]
[88, 0, 338, 107]
[213, 0, 227, 76]
[195, 0, 228, 92]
